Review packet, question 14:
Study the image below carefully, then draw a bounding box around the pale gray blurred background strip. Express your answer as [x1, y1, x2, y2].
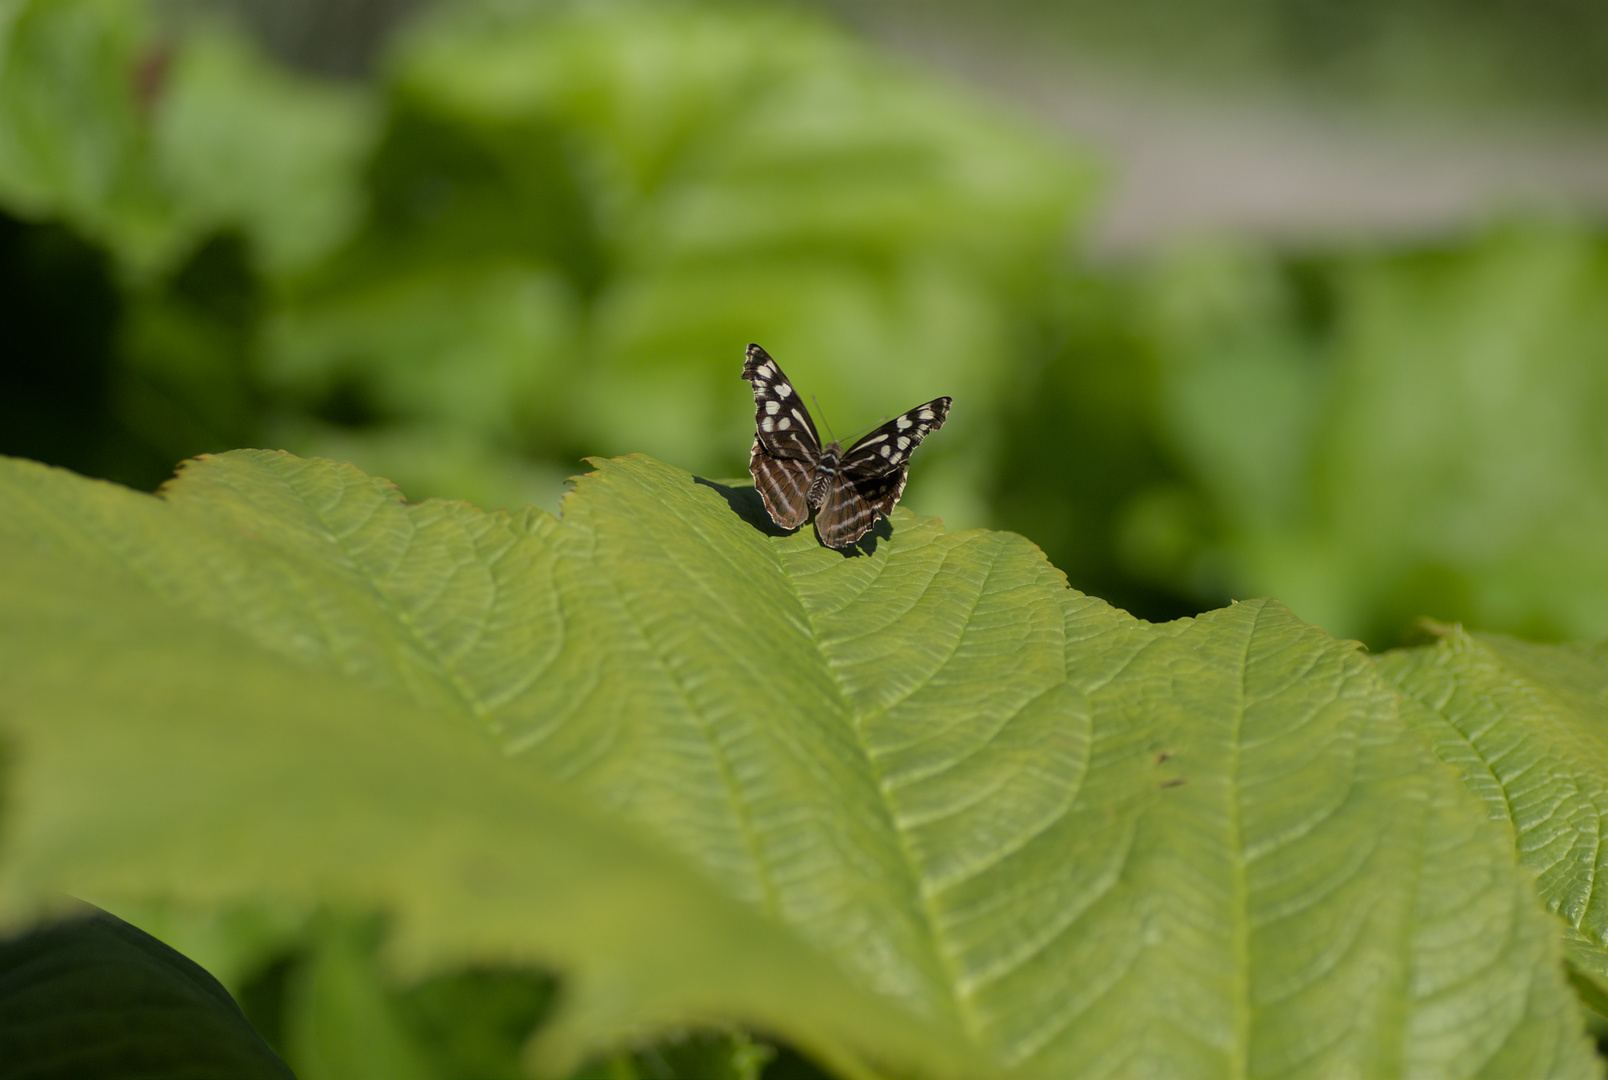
[176, 0, 1608, 252]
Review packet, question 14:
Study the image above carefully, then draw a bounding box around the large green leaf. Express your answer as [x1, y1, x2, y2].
[1379, 626, 1608, 997]
[0, 450, 1594, 1077]
[0, 461, 979, 1078]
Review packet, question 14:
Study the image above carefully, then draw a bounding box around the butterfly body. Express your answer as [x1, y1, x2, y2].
[805, 442, 841, 508]
[741, 343, 950, 549]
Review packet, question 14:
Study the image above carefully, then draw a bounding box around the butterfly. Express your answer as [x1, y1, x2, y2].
[741, 343, 951, 549]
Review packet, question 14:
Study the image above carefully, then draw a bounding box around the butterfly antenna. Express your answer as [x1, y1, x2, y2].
[811, 393, 839, 443]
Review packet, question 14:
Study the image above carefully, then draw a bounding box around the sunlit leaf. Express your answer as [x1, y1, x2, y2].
[0, 450, 1591, 1077]
[1380, 624, 1608, 993]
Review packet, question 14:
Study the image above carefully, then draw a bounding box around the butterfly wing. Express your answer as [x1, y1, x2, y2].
[742, 344, 822, 530]
[839, 397, 952, 477]
[813, 471, 905, 548]
[741, 344, 822, 460]
[748, 436, 813, 529]
[814, 397, 952, 548]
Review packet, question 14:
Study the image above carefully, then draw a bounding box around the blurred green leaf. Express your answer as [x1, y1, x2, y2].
[0, 0, 179, 269]
[263, 260, 581, 440]
[395, 965, 557, 1080]
[0, 0, 375, 279]
[153, 28, 377, 279]
[0, 904, 292, 1079]
[98, 899, 309, 999]
[0, 450, 1592, 1076]
[1311, 225, 1608, 644]
[1132, 224, 1608, 645]
[589, 1029, 776, 1080]
[113, 231, 263, 468]
[986, 268, 1201, 624]
[282, 912, 435, 1080]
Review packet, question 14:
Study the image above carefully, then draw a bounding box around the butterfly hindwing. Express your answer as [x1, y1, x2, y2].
[814, 470, 906, 549]
[748, 435, 813, 529]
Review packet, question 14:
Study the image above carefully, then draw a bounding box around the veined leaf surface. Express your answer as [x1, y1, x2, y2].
[1380, 626, 1608, 1002]
[0, 451, 1592, 1077]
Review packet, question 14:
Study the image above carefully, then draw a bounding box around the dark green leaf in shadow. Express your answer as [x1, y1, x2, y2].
[0, 904, 292, 1080]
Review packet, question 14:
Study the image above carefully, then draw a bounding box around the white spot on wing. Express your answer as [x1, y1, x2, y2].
[778, 417, 792, 430]
[918, 409, 934, 421]
[777, 383, 792, 397]
[897, 436, 909, 449]
[880, 444, 891, 458]
[765, 401, 780, 415]
[897, 416, 913, 430]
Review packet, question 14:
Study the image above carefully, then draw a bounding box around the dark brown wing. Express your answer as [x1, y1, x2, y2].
[813, 470, 907, 548]
[839, 397, 951, 478]
[749, 434, 813, 530]
[741, 344, 822, 461]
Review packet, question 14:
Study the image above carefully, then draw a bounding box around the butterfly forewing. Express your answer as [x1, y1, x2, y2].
[740, 344, 950, 549]
[840, 398, 952, 477]
[814, 399, 950, 546]
[741, 345, 821, 460]
[742, 344, 824, 528]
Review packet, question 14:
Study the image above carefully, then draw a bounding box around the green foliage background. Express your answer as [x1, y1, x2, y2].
[5, 0, 1608, 1076]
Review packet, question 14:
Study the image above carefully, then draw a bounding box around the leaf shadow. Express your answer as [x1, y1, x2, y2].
[694, 476, 792, 538]
[693, 477, 889, 558]
[843, 517, 892, 557]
